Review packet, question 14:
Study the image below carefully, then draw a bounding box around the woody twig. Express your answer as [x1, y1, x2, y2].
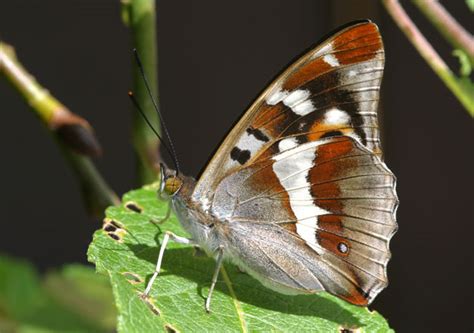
[0, 41, 119, 217]
[383, 0, 474, 116]
[413, 0, 474, 66]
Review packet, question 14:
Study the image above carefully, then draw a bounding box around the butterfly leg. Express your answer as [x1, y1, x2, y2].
[205, 245, 224, 313]
[152, 202, 172, 225]
[142, 231, 194, 298]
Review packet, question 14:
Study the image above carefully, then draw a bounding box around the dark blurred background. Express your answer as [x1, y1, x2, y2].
[1, 1, 472, 332]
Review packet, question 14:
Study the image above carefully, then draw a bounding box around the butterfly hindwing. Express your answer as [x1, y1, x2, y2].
[211, 136, 397, 304]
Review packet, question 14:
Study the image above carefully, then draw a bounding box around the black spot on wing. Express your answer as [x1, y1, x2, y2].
[320, 130, 343, 139]
[356, 285, 370, 300]
[300, 74, 376, 145]
[230, 147, 251, 165]
[337, 242, 349, 254]
[246, 127, 269, 142]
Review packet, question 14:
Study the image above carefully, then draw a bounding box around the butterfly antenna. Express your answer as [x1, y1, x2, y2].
[132, 48, 181, 175]
[128, 91, 178, 175]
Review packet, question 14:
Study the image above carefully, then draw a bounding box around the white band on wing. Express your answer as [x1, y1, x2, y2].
[272, 141, 329, 253]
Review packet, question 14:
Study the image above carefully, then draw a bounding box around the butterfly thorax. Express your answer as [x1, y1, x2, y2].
[171, 175, 222, 255]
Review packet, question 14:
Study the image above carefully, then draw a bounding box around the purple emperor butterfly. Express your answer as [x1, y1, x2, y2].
[143, 20, 398, 311]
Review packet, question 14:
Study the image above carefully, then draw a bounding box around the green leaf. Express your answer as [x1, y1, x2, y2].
[466, 0, 474, 12]
[88, 184, 393, 332]
[452, 49, 472, 77]
[43, 265, 117, 331]
[0, 256, 114, 333]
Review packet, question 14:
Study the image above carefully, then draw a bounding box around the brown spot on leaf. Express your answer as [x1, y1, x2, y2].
[103, 224, 117, 232]
[140, 293, 161, 316]
[125, 201, 143, 213]
[164, 324, 179, 333]
[122, 272, 143, 284]
[339, 327, 360, 333]
[107, 233, 120, 241]
[103, 219, 127, 242]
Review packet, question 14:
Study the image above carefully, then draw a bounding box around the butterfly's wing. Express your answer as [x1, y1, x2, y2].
[193, 21, 398, 305]
[193, 21, 385, 205]
[211, 136, 397, 305]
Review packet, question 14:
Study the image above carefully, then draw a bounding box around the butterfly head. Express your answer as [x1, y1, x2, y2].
[159, 163, 183, 199]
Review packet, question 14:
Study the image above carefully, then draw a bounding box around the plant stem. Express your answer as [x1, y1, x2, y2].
[383, 0, 474, 116]
[412, 0, 474, 66]
[0, 41, 119, 217]
[0, 42, 103, 156]
[62, 149, 120, 218]
[122, 0, 161, 184]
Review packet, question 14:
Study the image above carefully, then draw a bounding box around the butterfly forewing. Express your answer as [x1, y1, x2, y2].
[193, 21, 385, 205]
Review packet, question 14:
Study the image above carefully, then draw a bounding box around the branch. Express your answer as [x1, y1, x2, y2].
[413, 0, 474, 65]
[383, 0, 474, 116]
[62, 149, 120, 218]
[0, 41, 119, 217]
[122, 0, 161, 184]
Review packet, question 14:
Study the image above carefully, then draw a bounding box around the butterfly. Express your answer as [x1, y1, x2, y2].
[143, 20, 398, 312]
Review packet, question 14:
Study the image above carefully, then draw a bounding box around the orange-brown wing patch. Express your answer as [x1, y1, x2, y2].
[283, 23, 382, 91]
[316, 230, 350, 257]
[283, 58, 335, 91]
[309, 137, 356, 213]
[332, 23, 381, 54]
[340, 283, 370, 306]
[252, 103, 289, 137]
[317, 214, 344, 234]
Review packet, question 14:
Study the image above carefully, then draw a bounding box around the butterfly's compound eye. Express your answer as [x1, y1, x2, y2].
[164, 176, 182, 196]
